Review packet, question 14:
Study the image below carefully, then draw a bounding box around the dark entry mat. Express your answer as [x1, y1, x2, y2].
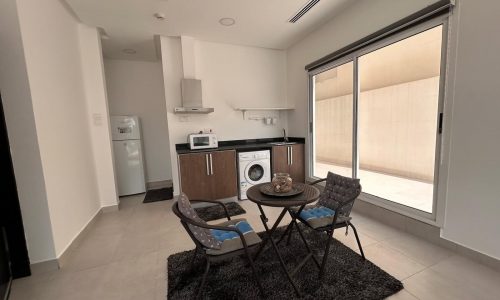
[143, 187, 173, 203]
[194, 202, 246, 221]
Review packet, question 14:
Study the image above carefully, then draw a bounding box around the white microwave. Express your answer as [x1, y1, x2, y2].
[188, 133, 218, 150]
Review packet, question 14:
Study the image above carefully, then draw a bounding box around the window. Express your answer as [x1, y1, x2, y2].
[310, 21, 447, 217]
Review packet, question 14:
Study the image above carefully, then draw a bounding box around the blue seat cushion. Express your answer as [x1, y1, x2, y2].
[206, 219, 261, 256]
[300, 206, 335, 221]
[211, 221, 254, 242]
[295, 205, 351, 229]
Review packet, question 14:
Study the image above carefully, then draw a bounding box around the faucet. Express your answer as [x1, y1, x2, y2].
[283, 128, 288, 142]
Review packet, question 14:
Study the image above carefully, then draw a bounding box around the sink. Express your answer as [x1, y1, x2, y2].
[268, 142, 297, 146]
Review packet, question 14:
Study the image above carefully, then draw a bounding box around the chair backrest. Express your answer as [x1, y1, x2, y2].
[172, 193, 221, 249]
[318, 172, 361, 217]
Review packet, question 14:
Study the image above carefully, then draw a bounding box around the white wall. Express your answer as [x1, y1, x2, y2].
[441, 0, 500, 259]
[0, 0, 57, 263]
[79, 25, 119, 208]
[160, 37, 288, 194]
[104, 59, 172, 184]
[15, 0, 111, 257]
[286, 0, 500, 260]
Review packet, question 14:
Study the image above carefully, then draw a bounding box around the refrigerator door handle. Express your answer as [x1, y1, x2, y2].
[290, 146, 293, 165]
[205, 154, 210, 176]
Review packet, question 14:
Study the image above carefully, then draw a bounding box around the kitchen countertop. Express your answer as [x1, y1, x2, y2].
[176, 137, 305, 154]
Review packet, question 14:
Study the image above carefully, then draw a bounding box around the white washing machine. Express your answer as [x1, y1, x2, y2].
[238, 150, 271, 200]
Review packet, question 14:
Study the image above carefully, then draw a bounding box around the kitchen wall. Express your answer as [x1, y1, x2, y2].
[0, 0, 56, 263]
[160, 37, 288, 194]
[287, 0, 500, 260]
[104, 59, 172, 185]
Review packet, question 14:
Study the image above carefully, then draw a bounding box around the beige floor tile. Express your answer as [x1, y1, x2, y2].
[429, 255, 500, 299]
[363, 243, 427, 280]
[387, 289, 419, 300]
[382, 234, 454, 267]
[403, 267, 480, 300]
[355, 216, 406, 241]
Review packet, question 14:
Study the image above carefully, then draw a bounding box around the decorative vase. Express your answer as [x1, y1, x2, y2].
[272, 173, 293, 193]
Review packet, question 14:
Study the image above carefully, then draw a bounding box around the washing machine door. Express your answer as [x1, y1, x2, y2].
[244, 160, 269, 185]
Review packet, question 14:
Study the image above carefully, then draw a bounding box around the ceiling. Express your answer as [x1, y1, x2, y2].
[65, 0, 354, 61]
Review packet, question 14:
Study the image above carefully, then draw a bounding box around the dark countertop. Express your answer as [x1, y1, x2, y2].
[176, 137, 305, 154]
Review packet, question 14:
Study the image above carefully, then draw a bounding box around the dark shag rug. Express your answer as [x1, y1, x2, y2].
[167, 225, 403, 299]
[143, 187, 173, 203]
[194, 202, 246, 222]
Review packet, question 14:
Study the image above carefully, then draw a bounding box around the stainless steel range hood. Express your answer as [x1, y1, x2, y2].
[174, 79, 214, 114]
[174, 36, 214, 114]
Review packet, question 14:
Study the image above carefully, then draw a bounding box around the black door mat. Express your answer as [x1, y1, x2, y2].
[167, 225, 403, 299]
[143, 187, 173, 203]
[194, 202, 246, 222]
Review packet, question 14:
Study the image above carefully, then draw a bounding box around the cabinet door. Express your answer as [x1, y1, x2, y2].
[289, 144, 305, 183]
[211, 150, 238, 199]
[179, 153, 214, 200]
[272, 145, 290, 175]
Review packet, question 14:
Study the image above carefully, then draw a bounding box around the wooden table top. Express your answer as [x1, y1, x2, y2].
[246, 183, 320, 207]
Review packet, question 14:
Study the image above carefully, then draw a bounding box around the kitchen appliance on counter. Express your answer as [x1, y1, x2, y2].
[188, 133, 218, 150]
[111, 115, 146, 196]
[238, 150, 271, 200]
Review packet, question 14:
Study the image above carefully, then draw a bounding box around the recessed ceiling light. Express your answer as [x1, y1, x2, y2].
[219, 18, 236, 26]
[122, 49, 136, 54]
[154, 12, 166, 21]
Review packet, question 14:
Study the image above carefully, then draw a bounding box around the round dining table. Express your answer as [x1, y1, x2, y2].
[246, 182, 321, 296]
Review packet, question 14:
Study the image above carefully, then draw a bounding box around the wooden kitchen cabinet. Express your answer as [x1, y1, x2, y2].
[211, 150, 238, 199]
[272, 144, 305, 183]
[178, 150, 237, 200]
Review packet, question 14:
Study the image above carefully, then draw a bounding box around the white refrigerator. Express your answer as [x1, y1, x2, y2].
[111, 116, 146, 196]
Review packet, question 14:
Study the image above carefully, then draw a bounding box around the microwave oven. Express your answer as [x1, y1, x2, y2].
[188, 133, 218, 150]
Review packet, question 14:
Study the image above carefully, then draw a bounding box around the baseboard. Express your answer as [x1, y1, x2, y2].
[353, 200, 500, 272]
[101, 204, 119, 213]
[147, 179, 172, 190]
[29, 259, 59, 275]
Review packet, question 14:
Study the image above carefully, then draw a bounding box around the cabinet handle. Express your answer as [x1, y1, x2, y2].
[209, 153, 213, 175]
[290, 146, 293, 165]
[205, 154, 210, 176]
[287, 146, 290, 165]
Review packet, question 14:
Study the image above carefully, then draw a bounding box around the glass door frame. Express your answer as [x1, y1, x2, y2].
[307, 15, 450, 225]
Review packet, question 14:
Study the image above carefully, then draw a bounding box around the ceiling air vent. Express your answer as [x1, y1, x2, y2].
[288, 0, 321, 23]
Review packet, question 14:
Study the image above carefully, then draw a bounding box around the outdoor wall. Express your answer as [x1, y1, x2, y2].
[104, 59, 172, 184]
[316, 76, 439, 182]
[160, 37, 288, 194]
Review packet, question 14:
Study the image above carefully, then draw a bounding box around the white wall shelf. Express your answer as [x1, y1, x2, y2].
[234, 107, 294, 119]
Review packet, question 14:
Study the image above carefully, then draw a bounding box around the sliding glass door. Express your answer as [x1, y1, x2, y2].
[310, 21, 446, 216]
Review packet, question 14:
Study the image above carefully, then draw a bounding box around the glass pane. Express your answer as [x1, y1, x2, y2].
[358, 26, 443, 213]
[313, 61, 353, 178]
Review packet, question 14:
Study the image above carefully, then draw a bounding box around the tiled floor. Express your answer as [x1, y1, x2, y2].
[10, 194, 500, 299]
[315, 162, 434, 213]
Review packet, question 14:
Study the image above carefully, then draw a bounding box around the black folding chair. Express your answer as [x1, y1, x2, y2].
[171, 194, 264, 298]
[280, 172, 365, 279]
